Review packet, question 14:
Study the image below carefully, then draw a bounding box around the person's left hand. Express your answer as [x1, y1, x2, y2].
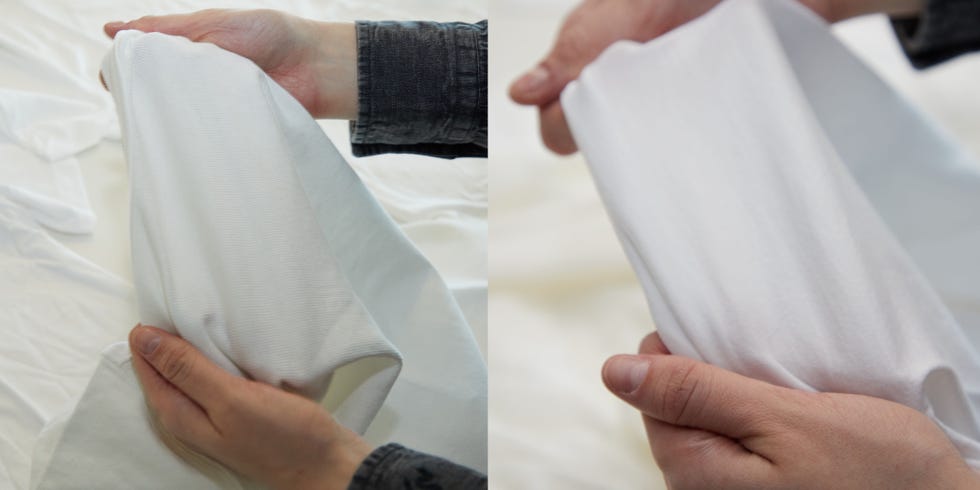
[128, 324, 372, 490]
[510, 0, 923, 155]
[602, 332, 980, 489]
[103, 10, 358, 120]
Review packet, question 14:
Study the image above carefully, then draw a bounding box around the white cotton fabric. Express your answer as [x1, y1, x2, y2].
[28, 30, 486, 489]
[113, 29, 403, 414]
[563, 0, 980, 468]
[0, 196, 137, 490]
[0, 1, 118, 161]
[0, 145, 95, 234]
[0, 1, 118, 234]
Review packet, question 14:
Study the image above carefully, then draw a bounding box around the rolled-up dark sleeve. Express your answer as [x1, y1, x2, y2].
[350, 20, 487, 159]
[347, 443, 487, 490]
[891, 0, 980, 68]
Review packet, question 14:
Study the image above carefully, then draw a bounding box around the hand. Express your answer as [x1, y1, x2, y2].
[602, 332, 980, 489]
[103, 9, 358, 120]
[128, 324, 372, 490]
[510, 0, 922, 155]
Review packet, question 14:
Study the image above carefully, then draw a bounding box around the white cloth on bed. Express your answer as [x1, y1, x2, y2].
[0, 2, 118, 234]
[563, 0, 980, 468]
[0, 145, 95, 234]
[0, 1, 118, 161]
[29, 30, 486, 489]
[0, 197, 136, 490]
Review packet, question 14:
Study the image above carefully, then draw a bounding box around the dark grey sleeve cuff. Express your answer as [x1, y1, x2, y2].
[891, 0, 980, 68]
[347, 443, 487, 490]
[350, 20, 487, 159]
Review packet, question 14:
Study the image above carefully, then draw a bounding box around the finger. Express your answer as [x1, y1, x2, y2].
[602, 354, 784, 439]
[130, 340, 220, 449]
[104, 12, 208, 39]
[130, 324, 238, 412]
[509, 44, 584, 107]
[510, 64, 554, 106]
[539, 101, 577, 155]
[510, 5, 608, 107]
[103, 21, 126, 38]
[638, 331, 670, 355]
[643, 415, 775, 489]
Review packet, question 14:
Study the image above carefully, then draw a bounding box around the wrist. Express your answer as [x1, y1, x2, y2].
[305, 21, 358, 120]
[297, 425, 372, 490]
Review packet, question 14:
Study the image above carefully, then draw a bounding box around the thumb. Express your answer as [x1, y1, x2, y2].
[602, 354, 783, 439]
[511, 44, 588, 108]
[510, 62, 565, 106]
[104, 12, 201, 39]
[509, 17, 602, 107]
[130, 324, 236, 410]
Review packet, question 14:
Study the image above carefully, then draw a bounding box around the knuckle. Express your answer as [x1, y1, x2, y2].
[207, 386, 240, 420]
[157, 345, 195, 386]
[554, 22, 591, 65]
[658, 361, 707, 425]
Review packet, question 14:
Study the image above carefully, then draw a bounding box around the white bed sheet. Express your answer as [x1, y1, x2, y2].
[489, 1, 980, 488]
[0, 0, 486, 487]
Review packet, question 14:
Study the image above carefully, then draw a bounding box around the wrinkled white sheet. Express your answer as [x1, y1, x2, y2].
[0, 198, 136, 490]
[0, 1, 487, 488]
[564, 0, 980, 468]
[0, 1, 120, 235]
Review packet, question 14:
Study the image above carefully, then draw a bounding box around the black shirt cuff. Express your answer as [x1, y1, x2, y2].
[348, 443, 487, 490]
[350, 20, 487, 159]
[891, 0, 980, 68]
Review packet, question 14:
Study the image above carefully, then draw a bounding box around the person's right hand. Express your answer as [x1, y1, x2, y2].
[602, 332, 980, 489]
[510, 0, 922, 155]
[128, 324, 372, 490]
[103, 9, 358, 120]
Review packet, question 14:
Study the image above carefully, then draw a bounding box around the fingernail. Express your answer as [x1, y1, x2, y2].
[515, 66, 549, 94]
[135, 327, 160, 356]
[603, 356, 650, 395]
[105, 21, 125, 30]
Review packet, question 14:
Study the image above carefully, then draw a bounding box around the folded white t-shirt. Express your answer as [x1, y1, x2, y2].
[564, 0, 980, 467]
[30, 30, 486, 488]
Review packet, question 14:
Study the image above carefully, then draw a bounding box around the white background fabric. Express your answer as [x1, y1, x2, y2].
[489, 1, 980, 488]
[0, 1, 486, 488]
